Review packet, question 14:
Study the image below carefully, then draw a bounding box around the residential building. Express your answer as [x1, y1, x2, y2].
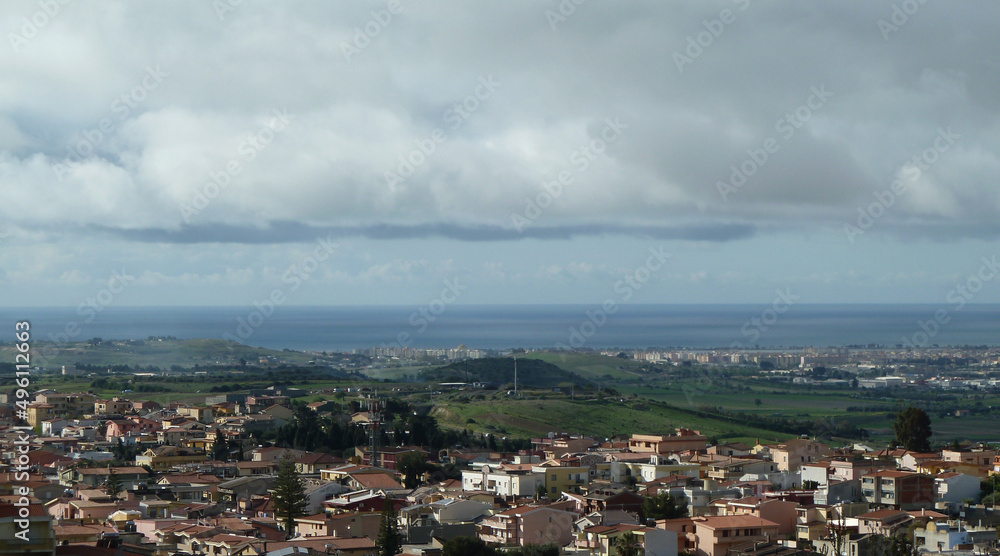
[628, 429, 708, 455]
[26, 403, 54, 428]
[769, 439, 833, 472]
[660, 515, 781, 556]
[856, 509, 911, 535]
[35, 392, 97, 416]
[722, 497, 799, 536]
[0, 500, 55, 556]
[105, 417, 161, 441]
[94, 398, 133, 415]
[934, 472, 982, 505]
[478, 505, 576, 547]
[860, 471, 935, 510]
[295, 511, 380, 539]
[941, 448, 996, 467]
[462, 465, 544, 498]
[533, 461, 589, 498]
[913, 519, 1000, 552]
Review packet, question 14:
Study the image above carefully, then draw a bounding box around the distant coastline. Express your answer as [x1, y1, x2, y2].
[2, 304, 999, 352]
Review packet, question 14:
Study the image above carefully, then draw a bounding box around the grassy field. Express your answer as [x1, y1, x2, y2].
[0, 338, 319, 369]
[429, 393, 795, 446]
[618, 377, 1000, 444]
[518, 352, 648, 383]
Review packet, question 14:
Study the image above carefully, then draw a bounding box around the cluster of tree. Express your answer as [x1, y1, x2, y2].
[88, 377, 170, 392]
[982, 474, 1000, 506]
[210, 434, 246, 462]
[845, 405, 897, 413]
[260, 401, 522, 456]
[690, 404, 868, 440]
[641, 492, 688, 520]
[809, 366, 854, 380]
[208, 383, 245, 392]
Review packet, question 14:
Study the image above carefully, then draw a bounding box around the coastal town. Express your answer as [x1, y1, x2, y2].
[3, 364, 1000, 556]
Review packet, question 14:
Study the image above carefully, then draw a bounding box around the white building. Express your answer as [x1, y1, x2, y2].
[462, 465, 544, 498]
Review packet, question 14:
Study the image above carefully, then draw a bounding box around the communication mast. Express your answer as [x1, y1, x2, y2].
[364, 393, 384, 467]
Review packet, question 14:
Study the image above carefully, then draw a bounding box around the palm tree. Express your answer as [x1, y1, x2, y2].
[614, 531, 642, 556]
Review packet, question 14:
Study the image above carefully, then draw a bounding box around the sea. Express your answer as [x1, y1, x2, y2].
[1, 304, 998, 352]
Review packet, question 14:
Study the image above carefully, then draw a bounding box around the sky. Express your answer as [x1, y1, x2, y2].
[2, 1, 1000, 308]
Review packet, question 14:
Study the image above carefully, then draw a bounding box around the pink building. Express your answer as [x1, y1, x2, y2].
[723, 497, 798, 536]
[478, 505, 575, 547]
[659, 515, 780, 556]
[105, 416, 161, 441]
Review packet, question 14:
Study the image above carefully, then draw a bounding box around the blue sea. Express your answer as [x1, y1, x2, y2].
[0, 304, 998, 352]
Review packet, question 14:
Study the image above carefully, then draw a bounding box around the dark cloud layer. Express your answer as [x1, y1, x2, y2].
[93, 221, 757, 244]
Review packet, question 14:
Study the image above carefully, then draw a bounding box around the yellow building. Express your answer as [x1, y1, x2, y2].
[26, 403, 54, 428]
[533, 462, 589, 498]
[0, 500, 56, 556]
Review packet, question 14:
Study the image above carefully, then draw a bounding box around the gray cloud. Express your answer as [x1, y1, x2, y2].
[1, 1, 999, 241]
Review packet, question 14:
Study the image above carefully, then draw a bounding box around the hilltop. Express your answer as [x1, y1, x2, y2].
[422, 357, 591, 389]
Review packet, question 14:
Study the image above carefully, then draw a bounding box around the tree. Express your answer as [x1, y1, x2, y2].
[893, 406, 932, 452]
[441, 536, 498, 556]
[642, 492, 688, 520]
[376, 499, 403, 556]
[272, 454, 308, 535]
[397, 452, 432, 489]
[613, 531, 642, 556]
[103, 468, 124, 500]
[536, 483, 548, 500]
[212, 432, 229, 461]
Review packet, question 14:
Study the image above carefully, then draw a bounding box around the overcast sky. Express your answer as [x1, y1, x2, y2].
[3, 1, 1000, 307]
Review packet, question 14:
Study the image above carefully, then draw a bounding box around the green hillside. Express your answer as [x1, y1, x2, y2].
[422, 357, 590, 388]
